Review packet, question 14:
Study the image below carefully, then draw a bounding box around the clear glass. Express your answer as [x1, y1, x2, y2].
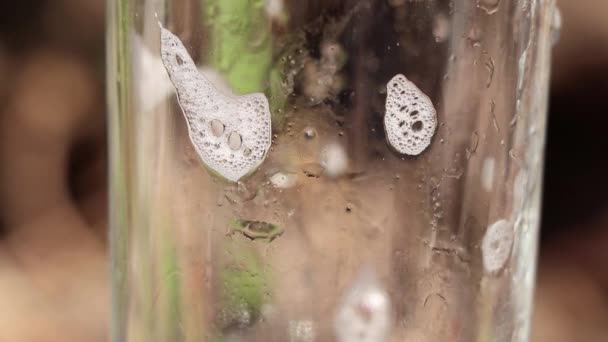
[107, 0, 556, 341]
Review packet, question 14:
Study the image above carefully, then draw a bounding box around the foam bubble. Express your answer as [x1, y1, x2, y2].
[481, 219, 513, 274]
[384, 74, 437, 156]
[160, 25, 272, 182]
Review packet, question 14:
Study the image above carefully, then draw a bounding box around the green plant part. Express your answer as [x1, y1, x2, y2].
[158, 240, 182, 341]
[217, 244, 267, 332]
[228, 219, 285, 242]
[204, 0, 272, 95]
[203, 0, 301, 129]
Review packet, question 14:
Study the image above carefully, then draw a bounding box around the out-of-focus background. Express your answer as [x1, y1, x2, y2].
[0, 1, 606, 341]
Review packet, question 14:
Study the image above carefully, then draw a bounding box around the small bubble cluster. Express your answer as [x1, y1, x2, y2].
[288, 320, 315, 342]
[217, 302, 252, 329]
[481, 219, 513, 274]
[384, 74, 437, 156]
[160, 25, 272, 182]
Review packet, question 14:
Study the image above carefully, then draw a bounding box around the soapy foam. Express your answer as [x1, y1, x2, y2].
[160, 25, 272, 182]
[384, 74, 437, 156]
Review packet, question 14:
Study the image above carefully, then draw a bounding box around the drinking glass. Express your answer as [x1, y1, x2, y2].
[107, 0, 557, 341]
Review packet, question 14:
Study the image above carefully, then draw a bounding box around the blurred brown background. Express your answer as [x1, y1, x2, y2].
[0, 0, 606, 341]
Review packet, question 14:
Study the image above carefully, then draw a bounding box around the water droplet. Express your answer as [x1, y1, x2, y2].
[228, 131, 242, 150]
[243, 148, 252, 156]
[321, 143, 349, 178]
[481, 158, 495, 192]
[335, 268, 391, 342]
[210, 119, 224, 137]
[477, 0, 501, 15]
[432, 13, 450, 43]
[551, 7, 562, 46]
[482, 219, 513, 273]
[304, 127, 317, 139]
[467, 25, 482, 46]
[345, 203, 354, 213]
[490, 100, 499, 132]
[378, 84, 387, 95]
[485, 58, 495, 88]
[269, 172, 297, 189]
[265, 0, 285, 20]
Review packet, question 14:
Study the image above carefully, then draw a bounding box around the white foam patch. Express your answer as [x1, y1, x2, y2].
[160, 25, 272, 182]
[334, 268, 391, 342]
[482, 219, 514, 274]
[384, 74, 437, 156]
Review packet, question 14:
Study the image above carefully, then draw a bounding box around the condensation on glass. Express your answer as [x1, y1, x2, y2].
[107, 0, 557, 341]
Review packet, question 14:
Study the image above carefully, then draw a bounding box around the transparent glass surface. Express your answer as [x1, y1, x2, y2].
[107, 0, 556, 341]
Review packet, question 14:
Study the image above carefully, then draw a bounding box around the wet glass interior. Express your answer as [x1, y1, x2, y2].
[107, 0, 557, 341]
